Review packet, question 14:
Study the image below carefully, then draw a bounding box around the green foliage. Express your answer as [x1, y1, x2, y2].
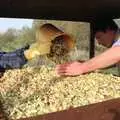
[17, 26, 36, 47]
[0, 26, 35, 52]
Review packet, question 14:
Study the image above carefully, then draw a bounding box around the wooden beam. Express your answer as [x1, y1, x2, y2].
[18, 98, 120, 120]
[89, 21, 95, 58]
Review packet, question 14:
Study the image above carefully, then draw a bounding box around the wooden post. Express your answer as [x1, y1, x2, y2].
[89, 21, 95, 58]
[117, 63, 120, 76]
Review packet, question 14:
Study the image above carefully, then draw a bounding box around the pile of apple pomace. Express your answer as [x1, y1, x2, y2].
[0, 65, 120, 120]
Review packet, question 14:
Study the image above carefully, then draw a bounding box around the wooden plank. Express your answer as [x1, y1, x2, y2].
[0, 0, 119, 20]
[89, 21, 95, 58]
[18, 98, 120, 120]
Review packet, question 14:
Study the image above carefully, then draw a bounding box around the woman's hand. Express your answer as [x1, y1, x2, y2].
[55, 61, 84, 76]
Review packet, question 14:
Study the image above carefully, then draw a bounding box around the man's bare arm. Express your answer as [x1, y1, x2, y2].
[80, 46, 120, 74]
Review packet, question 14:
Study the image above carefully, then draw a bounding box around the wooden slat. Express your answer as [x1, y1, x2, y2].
[0, 0, 119, 21]
[18, 98, 120, 120]
[89, 21, 95, 58]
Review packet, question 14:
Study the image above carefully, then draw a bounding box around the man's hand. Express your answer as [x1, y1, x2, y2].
[55, 61, 84, 76]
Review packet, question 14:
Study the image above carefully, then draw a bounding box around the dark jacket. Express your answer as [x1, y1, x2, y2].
[0, 45, 29, 71]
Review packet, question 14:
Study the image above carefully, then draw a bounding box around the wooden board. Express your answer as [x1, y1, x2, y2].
[0, 0, 120, 21]
[18, 98, 120, 120]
